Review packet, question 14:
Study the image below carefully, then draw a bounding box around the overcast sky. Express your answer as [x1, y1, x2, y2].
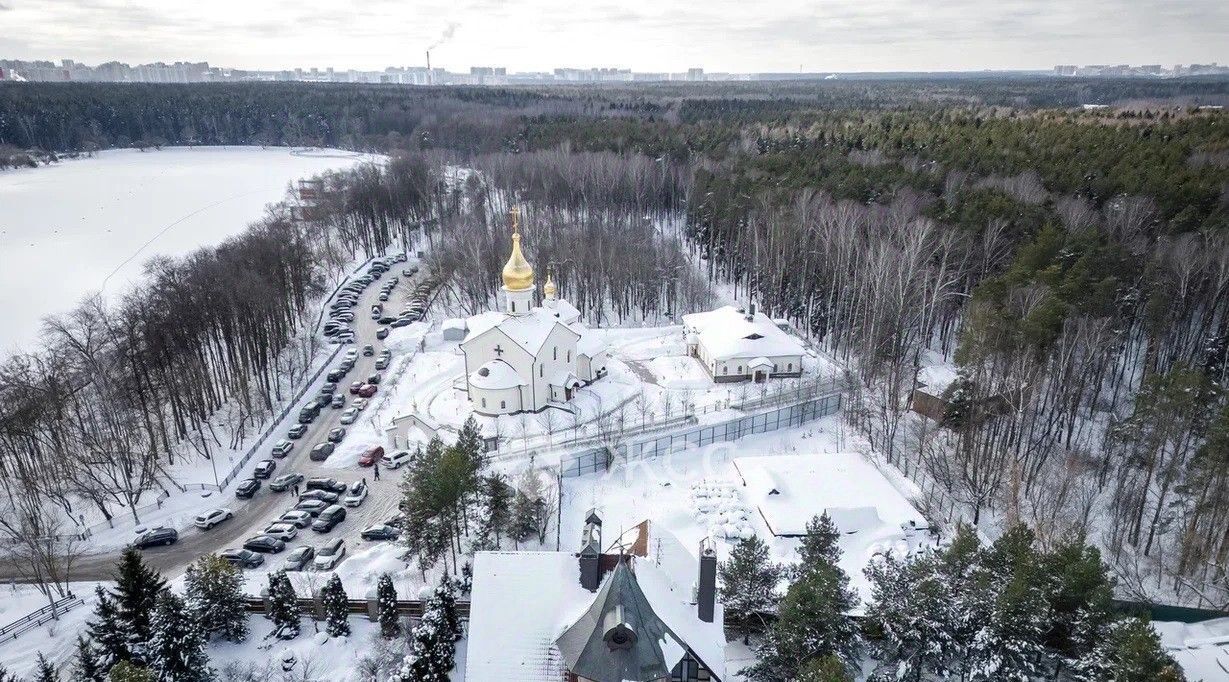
[1, 0, 1226, 73]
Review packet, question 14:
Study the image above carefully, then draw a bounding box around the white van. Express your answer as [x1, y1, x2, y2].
[381, 450, 414, 469]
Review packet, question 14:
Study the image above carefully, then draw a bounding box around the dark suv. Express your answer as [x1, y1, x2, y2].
[305, 477, 347, 493]
[133, 527, 178, 549]
[311, 505, 347, 533]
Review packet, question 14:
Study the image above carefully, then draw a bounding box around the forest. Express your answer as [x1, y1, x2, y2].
[2, 76, 1229, 615]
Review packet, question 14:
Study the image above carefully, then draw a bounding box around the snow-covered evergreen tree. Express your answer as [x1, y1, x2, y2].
[391, 582, 458, 682]
[107, 661, 153, 682]
[863, 550, 956, 681]
[431, 574, 461, 643]
[796, 655, 852, 682]
[112, 548, 167, 662]
[34, 653, 57, 682]
[376, 574, 401, 639]
[88, 586, 131, 670]
[183, 555, 248, 643]
[71, 636, 105, 682]
[147, 591, 210, 682]
[265, 570, 300, 639]
[455, 416, 484, 472]
[1074, 616, 1186, 682]
[0, 664, 18, 682]
[798, 512, 842, 567]
[718, 535, 782, 642]
[320, 573, 350, 637]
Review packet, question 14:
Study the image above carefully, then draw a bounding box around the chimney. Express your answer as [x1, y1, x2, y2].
[746, 302, 756, 322]
[579, 510, 602, 591]
[697, 538, 717, 623]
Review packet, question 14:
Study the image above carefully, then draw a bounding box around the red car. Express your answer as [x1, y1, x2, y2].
[349, 381, 363, 395]
[358, 384, 378, 398]
[358, 446, 385, 467]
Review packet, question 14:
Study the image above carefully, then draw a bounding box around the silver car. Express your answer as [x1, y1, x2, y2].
[340, 407, 359, 425]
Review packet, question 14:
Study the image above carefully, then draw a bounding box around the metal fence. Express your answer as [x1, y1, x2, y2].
[0, 593, 85, 643]
[559, 447, 612, 478]
[623, 394, 841, 462]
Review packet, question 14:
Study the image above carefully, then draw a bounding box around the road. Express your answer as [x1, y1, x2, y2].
[10, 259, 425, 582]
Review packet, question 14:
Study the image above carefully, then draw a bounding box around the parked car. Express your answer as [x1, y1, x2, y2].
[358, 384, 378, 398]
[282, 545, 315, 572]
[343, 481, 368, 507]
[366, 373, 382, 384]
[331, 394, 345, 409]
[271, 439, 294, 458]
[287, 423, 308, 439]
[310, 442, 335, 461]
[374, 355, 390, 369]
[339, 407, 360, 425]
[313, 395, 332, 410]
[305, 477, 347, 493]
[269, 472, 304, 492]
[313, 538, 347, 570]
[311, 505, 347, 533]
[279, 510, 313, 528]
[376, 327, 390, 340]
[253, 459, 277, 479]
[344, 348, 359, 359]
[243, 535, 286, 554]
[360, 524, 401, 541]
[327, 427, 346, 443]
[390, 317, 413, 328]
[293, 499, 329, 517]
[352, 398, 369, 411]
[133, 527, 178, 549]
[326, 369, 346, 383]
[378, 315, 396, 325]
[235, 478, 261, 499]
[262, 523, 299, 541]
[297, 405, 319, 424]
[194, 508, 233, 530]
[219, 548, 264, 569]
[381, 450, 414, 469]
[349, 381, 363, 395]
[298, 490, 340, 505]
[358, 446, 385, 467]
[320, 382, 337, 396]
[362, 344, 375, 356]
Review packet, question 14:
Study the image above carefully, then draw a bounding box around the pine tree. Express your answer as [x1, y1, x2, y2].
[34, 653, 58, 682]
[797, 655, 853, 682]
[473, 474, 512, 550]
[183, 555, 248, 643]
[265, 570, 300, 639]
[1043, 534, 1116, 674]
[320, 574, 351, 637]
[111, 548, 167, 661]
[0, 664, 19, 682]
[864, 551, 956, 682]
[376, 574, 401, 639]
[107, 662, 153, 682]
[147, 591, 210, 682]
[1075, 617, 1186, 682]
[431, 575, 461, 643]
[88, 586, 131, 670]
[798, 512, 842, 568]
[718, 535, 782, 642]
[71, 636, 105, 682]
[455, 416, 484, 472]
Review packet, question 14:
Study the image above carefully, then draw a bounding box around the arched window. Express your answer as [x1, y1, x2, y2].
[539, 363, 544, 378]
[500, 400, 506, 409]
[788, 362, 793, 371]
[481, 398, 487, 408]
[511, 301, 516, 312]
[567, 350, 571, 362]
[554, 346, 558, 361]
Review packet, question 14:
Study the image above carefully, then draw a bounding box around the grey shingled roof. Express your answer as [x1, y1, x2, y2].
[554, 560, 686, 682]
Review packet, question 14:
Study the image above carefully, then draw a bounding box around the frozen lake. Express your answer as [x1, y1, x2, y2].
[0, 146, 371, 353]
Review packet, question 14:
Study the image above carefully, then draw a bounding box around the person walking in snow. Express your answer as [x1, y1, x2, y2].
[293, 482, 300, 496]
[373, 462, 380, 481]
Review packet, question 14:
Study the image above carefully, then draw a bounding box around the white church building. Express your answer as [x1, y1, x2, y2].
[460, 209, 608, 416]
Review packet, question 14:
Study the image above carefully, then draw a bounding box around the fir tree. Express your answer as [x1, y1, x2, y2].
[147, 591, 210, 682]
[0, 664, 18, 682]
[107, 662, 153, 682]
[718, 535, 782, 642]
[34, 653, 58, 682]
[1043, 534, 1116, 673]
[111, 548, 167, 661]
[88, 586, 131, 670]
[864, 551, 956, 682]
[431, 575, 461, 643]
[71, 636, 105, 682]
[183, 555, 248, 643]
[1075, 617, 1186, 682]
[320, 574, 351, 637]
[376, 574, 401, 639]
[797, 655, 853, 682]
[798, 512, 842, 568]
[455, 416, 484, 472]
[265, 571, 300, 639]
[473, 474, 512, 550]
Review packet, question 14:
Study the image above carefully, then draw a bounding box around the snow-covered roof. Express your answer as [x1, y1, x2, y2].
[546, 298, 581, 325]
[466, 551, 725, 682]
[681, 306, 805, 361]
[466, 552, 590, 681]
[442, 318, 468, 332]
[917, 364, 959, 395]
[1155, 617, 1229, 681]
[463, 307, 579, 356]
[469, 359, 527, 389]
[734, 454, 924, 537]
[576, 327, 606, 357]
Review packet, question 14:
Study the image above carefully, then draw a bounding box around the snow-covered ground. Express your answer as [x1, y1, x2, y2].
[0, 146, 374, 352]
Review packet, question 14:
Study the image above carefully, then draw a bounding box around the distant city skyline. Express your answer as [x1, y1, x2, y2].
[0, 0, 1226, 74]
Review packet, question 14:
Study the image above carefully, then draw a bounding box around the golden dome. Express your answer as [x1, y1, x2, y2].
[501, 208, 534, 291]
[543, 272, 558, 298]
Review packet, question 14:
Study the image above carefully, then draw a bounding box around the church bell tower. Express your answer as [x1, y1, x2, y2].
[501, 207, 535, 315]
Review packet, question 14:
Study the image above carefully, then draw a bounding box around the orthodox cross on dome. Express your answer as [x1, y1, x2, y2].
[510, 205, 521, 234]
[493, 344, 505, 356]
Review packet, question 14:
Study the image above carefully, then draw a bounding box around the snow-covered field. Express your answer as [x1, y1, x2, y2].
[0, 146, 373, 352]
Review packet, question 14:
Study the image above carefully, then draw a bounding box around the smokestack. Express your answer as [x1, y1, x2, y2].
[426, 50, 432, 85]
[579, 510, 602, 591]
[697, 538, 717, 623]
